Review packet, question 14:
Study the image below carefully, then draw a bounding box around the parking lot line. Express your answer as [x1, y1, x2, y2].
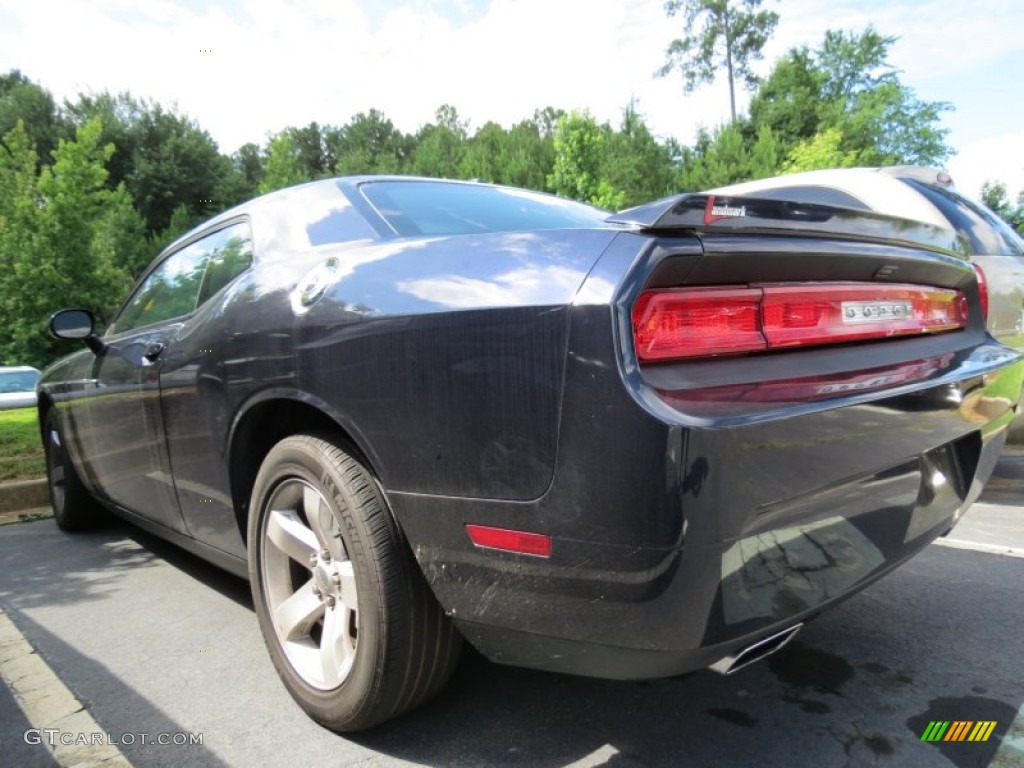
[0, 608, 132, 768]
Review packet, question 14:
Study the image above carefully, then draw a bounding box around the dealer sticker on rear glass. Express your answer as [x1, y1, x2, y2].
[841, 300, 913, 323]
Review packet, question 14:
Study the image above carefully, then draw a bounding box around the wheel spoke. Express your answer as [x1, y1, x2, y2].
[266, 508, 318, 564]
[303, 485, 336, 551]
[274, 579, 324, 641]
[320, 604, 355, 687]
[335, 560, 357, 609]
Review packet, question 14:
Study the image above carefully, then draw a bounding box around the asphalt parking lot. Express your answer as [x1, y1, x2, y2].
[0, 457, 1022, 768]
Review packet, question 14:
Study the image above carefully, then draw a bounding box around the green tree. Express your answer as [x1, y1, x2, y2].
[783, 128, 860, 173]
[64, 92, 231, 233]
[327, 110, 411, 175]
[746, 48, 819, 150]
[459, 121, 508, 182]
[284, 122, 329, 179]
[93, 186, 151, 278]
[750, 27, 953, 166]
[259, 132, 308, 194]
[657, 0, 779, 123]
[0, 70, 67, 166]
[678, 122, 781, 189]
[981, 181, 1024, 235]
[533, 107, 566, 139]
[601, 100, 678, 207]
[501, 117, 557, 191]
[548, 111, 625, 210]
[412, 105, 468, 179]
[818, 29, 952, 165]
[0, 118, 133, 367]
[231, 142, 264, 189]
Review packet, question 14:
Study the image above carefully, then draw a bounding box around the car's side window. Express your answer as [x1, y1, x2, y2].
[112, 242, 209, 334]
[111, 221, 253, 335]
[197, 224, 253, 305]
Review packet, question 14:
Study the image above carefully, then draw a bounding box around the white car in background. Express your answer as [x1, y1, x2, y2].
[712, 167, 1024, 349]
[0, 366, 41, 410]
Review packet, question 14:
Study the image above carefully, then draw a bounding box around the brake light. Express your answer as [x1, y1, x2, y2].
[632, 288, 764, 360]
[633, 283, 969, 362]
[972, 263, 989, 320]
[761, 284, 967, 348]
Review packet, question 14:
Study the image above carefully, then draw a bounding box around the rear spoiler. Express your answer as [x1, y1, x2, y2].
[607, 193, 968, 259]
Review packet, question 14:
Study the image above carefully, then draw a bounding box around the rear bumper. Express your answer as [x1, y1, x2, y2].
[463, 430, 1011, 681]
[389, 337, 1022, 679]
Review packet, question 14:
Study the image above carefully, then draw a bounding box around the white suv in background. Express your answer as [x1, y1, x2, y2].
[712, 167, 1024, 349]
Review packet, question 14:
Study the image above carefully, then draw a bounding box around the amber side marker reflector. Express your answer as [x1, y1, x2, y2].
[466, 524, 552, 557]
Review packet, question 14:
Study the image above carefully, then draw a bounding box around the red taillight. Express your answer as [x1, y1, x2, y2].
[632, 287, 764, 360]
[761, 284, 967, 348]
[465, 525, 552, 557]
[633, 283, 969, 362]
[972, 263, 989, 320]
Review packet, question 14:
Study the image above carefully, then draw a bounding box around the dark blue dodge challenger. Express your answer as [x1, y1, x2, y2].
[39, 177, 1023, 730]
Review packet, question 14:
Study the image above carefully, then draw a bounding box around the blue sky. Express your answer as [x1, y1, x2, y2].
[0, 0, 1021, 201]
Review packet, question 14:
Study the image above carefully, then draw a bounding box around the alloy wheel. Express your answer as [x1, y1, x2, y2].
[259, 479, 359, 690]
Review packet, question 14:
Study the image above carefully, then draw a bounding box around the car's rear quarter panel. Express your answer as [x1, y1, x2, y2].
[387, 227, 1023, 678]
[295, 229, 619, 500]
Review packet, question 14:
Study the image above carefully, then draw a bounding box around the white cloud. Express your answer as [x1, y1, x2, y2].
[0, 0, 1022, 198]
[759, 0, 1024, 80]
[948, 133, 1024, 202]
[0, 0, 723, 149]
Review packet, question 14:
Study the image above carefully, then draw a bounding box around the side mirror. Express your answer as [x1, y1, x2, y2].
[50, 309, 95, 339]
[49, 309, 107, 356]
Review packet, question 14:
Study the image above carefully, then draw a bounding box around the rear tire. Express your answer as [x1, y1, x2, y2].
[43, 410, 107, 532]
[247, 434, 461, 731]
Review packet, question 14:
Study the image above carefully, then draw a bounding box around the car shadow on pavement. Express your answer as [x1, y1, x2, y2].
[3, 607, 230, 768]
[0, 521, 161, 610]
[0, 519, 251, 613]
[2, 520, 1020, 767]
[118, 526, 253, 609]
[350, 547, 1024, 768]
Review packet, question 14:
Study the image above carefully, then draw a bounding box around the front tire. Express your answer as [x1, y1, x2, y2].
[43, 410, 107, 531]
[247, 435, 461, 731]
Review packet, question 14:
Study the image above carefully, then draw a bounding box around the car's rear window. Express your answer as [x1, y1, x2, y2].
[360, 181, 609, 237]
[902, 179, 1024, 257]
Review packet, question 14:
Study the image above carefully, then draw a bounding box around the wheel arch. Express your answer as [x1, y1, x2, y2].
[226, 391, 383, 548]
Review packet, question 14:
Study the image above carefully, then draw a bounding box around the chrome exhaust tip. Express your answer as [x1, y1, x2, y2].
[710, 623, 803, 675]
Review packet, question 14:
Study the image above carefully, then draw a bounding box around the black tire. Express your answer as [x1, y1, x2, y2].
[247, 434, 462, 731]
[43, 410, 107, 531]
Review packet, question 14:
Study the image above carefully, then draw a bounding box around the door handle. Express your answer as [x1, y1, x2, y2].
[143, 342, 165, 362]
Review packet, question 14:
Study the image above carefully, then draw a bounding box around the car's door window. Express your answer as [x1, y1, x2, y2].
[111, 222, 252, 334]
[197, 225, 253, 304]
